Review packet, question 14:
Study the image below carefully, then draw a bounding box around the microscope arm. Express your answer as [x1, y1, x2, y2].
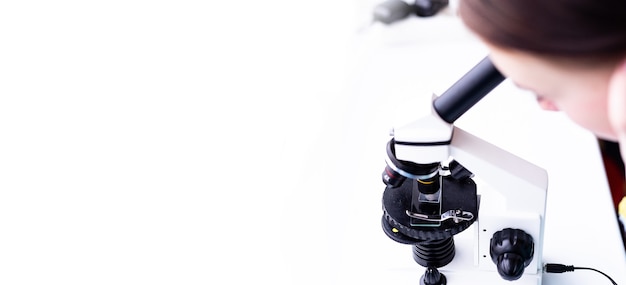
[430, 56, 547, 212]
[449, 127, 548, 215]
[450, 126, 548, 276]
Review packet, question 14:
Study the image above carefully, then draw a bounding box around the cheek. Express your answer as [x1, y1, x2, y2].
[558, 94, 616, 140]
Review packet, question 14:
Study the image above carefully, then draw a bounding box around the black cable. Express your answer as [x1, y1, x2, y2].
[545, 263, 618, 285]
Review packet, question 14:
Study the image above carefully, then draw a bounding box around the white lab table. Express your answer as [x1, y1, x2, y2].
[278, 11, 626, 285]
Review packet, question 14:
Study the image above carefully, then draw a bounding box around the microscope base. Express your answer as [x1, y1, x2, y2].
[433, 225, 543, 285]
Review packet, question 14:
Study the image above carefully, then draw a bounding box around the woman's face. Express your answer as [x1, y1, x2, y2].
[487, 44, 618, 141]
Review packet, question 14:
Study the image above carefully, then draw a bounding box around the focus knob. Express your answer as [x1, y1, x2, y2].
[490, 228, 534, 281]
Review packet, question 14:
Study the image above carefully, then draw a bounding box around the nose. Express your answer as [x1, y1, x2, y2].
[537, 97, 560, 111]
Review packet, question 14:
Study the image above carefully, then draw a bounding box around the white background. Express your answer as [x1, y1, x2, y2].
[2, 1, 625, 285]
[1, 1, 357, 284]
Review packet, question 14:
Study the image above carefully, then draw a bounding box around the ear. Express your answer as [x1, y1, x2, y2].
[607, 57, 626, 159]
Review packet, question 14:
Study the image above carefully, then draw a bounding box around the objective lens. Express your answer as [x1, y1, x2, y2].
[417, 176, 440, 195]
[383, 165, 406, 188]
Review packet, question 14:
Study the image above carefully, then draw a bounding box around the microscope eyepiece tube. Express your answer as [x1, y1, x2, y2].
[433, 56, 505, 124]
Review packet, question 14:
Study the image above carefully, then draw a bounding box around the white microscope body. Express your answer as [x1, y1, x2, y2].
[381, 56, 548, 285]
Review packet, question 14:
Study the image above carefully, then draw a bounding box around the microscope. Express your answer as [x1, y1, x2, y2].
[381, 56, 548, 284]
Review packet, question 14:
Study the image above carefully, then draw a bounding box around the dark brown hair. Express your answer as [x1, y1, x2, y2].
[459, 0, 626, 62]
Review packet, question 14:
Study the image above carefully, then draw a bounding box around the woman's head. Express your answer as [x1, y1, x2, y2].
[458, 0, 626, 141]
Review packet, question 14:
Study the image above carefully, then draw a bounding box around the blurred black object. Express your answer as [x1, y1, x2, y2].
[373, 0, 449, 24]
